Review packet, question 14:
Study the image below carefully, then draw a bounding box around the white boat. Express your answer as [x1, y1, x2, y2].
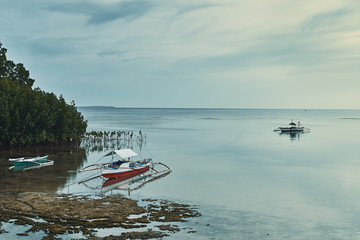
[79, 149, 171, 179]
[274, 121, 310, 133]
[9, 155, 49, 167]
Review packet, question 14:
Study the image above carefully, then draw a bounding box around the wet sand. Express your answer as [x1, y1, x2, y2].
[0, 192, 201, 239]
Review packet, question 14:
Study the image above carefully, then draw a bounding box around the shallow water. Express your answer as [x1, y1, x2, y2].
[1, 108, 360, 239]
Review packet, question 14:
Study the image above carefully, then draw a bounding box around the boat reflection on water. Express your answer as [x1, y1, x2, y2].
[101, 171, 171, 195]
[9, 160, 54, 172]
[277, 131, 310, 141]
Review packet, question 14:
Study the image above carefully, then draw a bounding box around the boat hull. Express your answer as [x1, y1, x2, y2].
[101, 165, 150, 179]
[102, 174, 146, 193]
[11, 160, 54, 171]
[13, 156, 49, 167]
[278, 127, 304, 132]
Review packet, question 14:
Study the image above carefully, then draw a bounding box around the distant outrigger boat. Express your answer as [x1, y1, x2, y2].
[9, 155, 49, 167]
[274, 120, 310, 133]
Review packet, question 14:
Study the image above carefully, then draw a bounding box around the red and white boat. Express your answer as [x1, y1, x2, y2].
[80, 149, 153, 179]
[78, 148, 172, 194]
[101, 149, 151, 178]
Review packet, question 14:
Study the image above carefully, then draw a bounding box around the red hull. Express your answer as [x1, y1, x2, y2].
[102, 173, 145, 188]
[102, 166, 150, 179]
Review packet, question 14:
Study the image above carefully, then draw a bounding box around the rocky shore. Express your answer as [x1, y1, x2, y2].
[0, 192, 201, 239]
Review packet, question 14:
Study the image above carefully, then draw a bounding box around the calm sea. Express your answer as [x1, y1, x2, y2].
[1, 107, 360, 239]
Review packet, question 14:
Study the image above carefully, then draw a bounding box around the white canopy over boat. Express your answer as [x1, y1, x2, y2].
[104, 149, 138, 159]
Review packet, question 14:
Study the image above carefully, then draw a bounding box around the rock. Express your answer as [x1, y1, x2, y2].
[0, 192, 200, 239]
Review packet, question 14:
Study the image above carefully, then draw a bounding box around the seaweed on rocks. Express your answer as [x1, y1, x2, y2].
[0, 192, 200, 239]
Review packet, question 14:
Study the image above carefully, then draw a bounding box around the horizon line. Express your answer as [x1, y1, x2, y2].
[78, 106, 360, 110]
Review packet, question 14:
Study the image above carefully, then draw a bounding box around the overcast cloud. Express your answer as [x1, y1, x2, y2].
[0, 0, 359, 108]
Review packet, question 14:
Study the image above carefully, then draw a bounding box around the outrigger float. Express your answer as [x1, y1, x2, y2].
[79, 148, 171, 180]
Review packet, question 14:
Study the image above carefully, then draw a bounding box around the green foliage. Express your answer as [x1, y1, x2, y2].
[0, 42, 87, 147]
[0, 43, 34, 87]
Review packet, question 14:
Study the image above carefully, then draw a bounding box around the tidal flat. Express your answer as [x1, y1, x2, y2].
[0, 192, 201, 239]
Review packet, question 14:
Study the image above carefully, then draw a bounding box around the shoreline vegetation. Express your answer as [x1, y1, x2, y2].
[82, 130, 146, 151]
[83, 130, 146, 144]
[0, 42, 87, 148]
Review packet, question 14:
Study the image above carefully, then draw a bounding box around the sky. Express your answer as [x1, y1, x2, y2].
[0, 0, 359, 109]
